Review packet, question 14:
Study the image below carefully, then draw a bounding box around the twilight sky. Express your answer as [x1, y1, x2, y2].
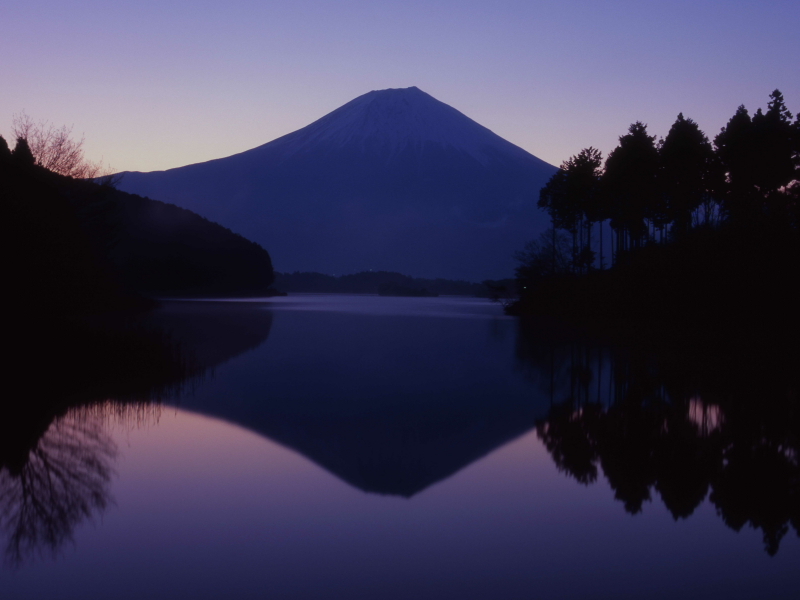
[2, 0, 798, 173]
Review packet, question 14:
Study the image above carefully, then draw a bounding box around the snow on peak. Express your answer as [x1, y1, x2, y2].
[268, 87, 531, 164]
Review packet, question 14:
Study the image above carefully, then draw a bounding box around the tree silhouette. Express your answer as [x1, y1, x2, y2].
[514, 228, 572, 282]
[537, 148, 604, 272]
[714, 90, 798, 224]
[0, 135, 11, 161]
[569, 147, 604, 272]
[756, 90, 797, 221]
[12, 137, 35, 167]
[758, 91, 796, 190]
[538, 168, 575, 272]
[659, 113, 716, 238]
[602, 122, 660, 253]
[714, 105, 754, 223]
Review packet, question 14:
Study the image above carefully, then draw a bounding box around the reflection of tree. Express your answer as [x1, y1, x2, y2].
[0, 301, 272, 567]
[712, 442, 798, 556]
[536, 402, 602, 485]
[0, 402, 160, 566]
[652, 405, 719, 520]
[518, 321, 800, 555]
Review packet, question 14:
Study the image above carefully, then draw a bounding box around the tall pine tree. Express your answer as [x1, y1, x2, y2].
[660, 113, 715, 238]
[602, 122, 659, 253]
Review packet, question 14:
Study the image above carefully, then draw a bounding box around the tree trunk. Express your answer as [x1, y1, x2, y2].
[599, 220, 604, 270]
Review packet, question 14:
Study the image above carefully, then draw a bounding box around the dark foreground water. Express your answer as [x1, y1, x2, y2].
[1, 295, 798, 599]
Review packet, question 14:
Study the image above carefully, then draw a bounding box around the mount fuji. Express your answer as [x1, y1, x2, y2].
[117, 87, 557, 281]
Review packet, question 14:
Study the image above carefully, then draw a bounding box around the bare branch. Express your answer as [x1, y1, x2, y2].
[11, 112, 114, 181]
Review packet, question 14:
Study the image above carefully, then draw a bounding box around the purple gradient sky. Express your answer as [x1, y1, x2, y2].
[2, 0, 798, 172]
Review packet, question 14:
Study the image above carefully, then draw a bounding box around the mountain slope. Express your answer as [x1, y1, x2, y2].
[118, 87, 556, 281]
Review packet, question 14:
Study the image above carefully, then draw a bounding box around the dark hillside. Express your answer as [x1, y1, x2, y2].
[1, 151, 275, 305]
[2, 150, 134, 314]
[102, 190, 275, 297]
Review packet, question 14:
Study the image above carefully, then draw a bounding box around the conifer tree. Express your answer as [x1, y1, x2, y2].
[757, 90, 796, 219]
[12, 137, 35, 167]
[0, 135, 11, 161]
[659, 113, 715, 237]
[714, 105, 754, 222]
[538, 168, 574, 273]
[602, 122, 659, 252]
[715, 90, 797, 223]
[568, 147, 604, 271]
[538, 148, 603, 272]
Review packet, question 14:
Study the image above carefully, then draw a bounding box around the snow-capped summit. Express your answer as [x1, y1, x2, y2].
[269, 87, 531, 166]
[118, 88, 556, 281]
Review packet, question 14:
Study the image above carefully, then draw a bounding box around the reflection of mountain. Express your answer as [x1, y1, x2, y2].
[516, 318, 800, 555]
[200, 400, 537, 497]
[1, 301, 274, 565]
[173, 309, 541, 497]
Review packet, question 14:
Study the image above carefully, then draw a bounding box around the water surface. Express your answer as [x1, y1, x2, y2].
[1, 295, 797, 599]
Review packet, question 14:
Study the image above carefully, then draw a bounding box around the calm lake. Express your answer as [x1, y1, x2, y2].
[1, 295, 798, 599]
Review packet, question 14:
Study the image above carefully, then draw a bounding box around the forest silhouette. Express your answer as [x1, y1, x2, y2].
[513, 90, 800, 335]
